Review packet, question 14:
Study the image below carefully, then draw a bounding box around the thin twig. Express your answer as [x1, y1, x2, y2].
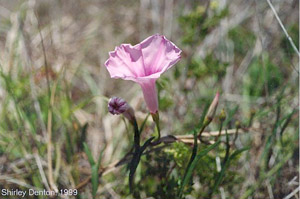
[283, 186, 300, 199]
[266, 0, 299, 57]
[176, 128, 250, 139]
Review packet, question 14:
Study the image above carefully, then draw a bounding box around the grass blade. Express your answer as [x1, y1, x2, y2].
[211, 146, 250, 195]
[83, 142, 95, 166]
[91, 165, 99, 199]
[179, 139, 221, 198]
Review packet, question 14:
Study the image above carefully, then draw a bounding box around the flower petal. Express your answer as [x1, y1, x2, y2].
[105, 44, 146, 79]
[138, 34, 181, 76]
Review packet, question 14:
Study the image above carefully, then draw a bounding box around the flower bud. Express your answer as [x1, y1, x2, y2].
[204, 92, 219, 126]
[219, 109, 226, 122]
[108, 97, 128, 115]
[235, 121, 241, 128]
[108, 97, 136, 123]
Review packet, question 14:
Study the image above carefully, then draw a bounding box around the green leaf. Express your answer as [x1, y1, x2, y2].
[79, 123, 88, 151]
[83, 142, 104, 199]
[96, 147, 104, 169]
[83, 142, 95, 166]
[91, 165, 99, 199]
[229, 147, 250, 160]
[280, 109, 297, 140]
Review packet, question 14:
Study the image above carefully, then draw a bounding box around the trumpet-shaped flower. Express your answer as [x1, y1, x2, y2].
[104, 34, 182, 113]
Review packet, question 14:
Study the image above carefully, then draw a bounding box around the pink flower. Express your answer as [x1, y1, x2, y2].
[104, 34, 182, 113]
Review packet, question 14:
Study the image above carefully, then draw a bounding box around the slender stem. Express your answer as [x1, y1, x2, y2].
[155, 121, 161, 140]
[178, 130, 198, 198]
[129, 119, 141, 193]
[197, 121, 211, 145]
[151, 112, 161, 140]
[266, 0, 299, 57]
[208, 129, 231, 198]
[247, 112, 255, 128]
[197, 125, 206, 142]
[215, 120, 224, 142]
[133, 119, 140, 150]
[232, 126, 240, 145]
[223, 130, 231, 165]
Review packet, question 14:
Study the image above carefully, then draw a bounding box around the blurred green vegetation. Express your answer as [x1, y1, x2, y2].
[0, 0, 298, 199]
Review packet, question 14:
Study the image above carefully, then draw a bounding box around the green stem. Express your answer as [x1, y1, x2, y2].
[129, 119, 141, 194]
[197, 121, 210, 144]
[133, 119, 140, 150]
[151, 112, 161, 140]
[215, 120, 224, 141]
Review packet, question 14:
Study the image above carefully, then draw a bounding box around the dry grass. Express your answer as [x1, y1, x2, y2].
[0, 0, 298, 198]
